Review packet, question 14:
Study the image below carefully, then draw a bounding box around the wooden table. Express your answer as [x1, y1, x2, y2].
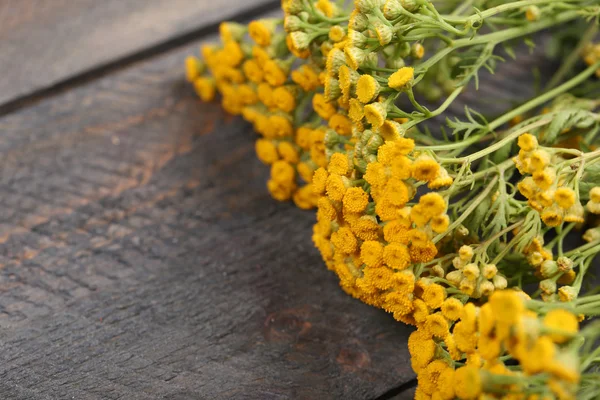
[0, 2, 552, 399]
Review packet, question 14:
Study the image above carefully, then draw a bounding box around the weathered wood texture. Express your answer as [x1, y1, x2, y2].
[0, 36, 416, 399]
[0, 0, 277, 108]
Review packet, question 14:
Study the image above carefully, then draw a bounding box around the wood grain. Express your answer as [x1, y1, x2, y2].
[0, 35, 416, 399]
[0, 0, 278, 108]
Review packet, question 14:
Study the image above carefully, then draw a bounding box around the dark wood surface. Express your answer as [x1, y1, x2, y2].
[0, 26, 418, 399]
[0, 0, 277, 109]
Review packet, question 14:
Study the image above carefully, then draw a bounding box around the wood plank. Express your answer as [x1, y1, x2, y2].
[0, 34, 416, 399]
[0, 0, 277, 108]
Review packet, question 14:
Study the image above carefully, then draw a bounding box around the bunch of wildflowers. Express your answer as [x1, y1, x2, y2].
[186, 0, 600, 398]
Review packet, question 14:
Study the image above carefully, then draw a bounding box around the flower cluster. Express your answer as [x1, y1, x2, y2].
[186, 0, 600, 398]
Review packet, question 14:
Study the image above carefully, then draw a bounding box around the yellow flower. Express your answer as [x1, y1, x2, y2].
[328, 25, 345, 42]
[419, 193, 447, 218]
[533, 167, 556, 190]
[277, 141, 299, 163]
[521, 335, 556, 374]
[293, 184, 318, 210]
[331, 227, 358, 254]
[489, 290, 524, 325]
[328, 113, 353, 135]
[422, 283, 447, 309]
[543, 309, 578, 343]
[424, 313, 449, 338]
[517, 132, 538, 151]
[376, 197, 404, 221]
[379, 120, 405, 141]
[441, 298, 463, 321]
[269, 115, 294, 137]
[541, 204, 564, 227]
[530, 149, 551, 171]
[264, 59, 289, 86]
[356, 75, 381, 103]
[383, 243, 411, 270]
[255, 139, 279, 164]
[409, 239, 438, 263]
[383, 178, 410, 207]
[408, 330, 436, 372]
[410, 204, 430, 227]
[291, 65, 320, 91]
[388, 67, 415, 90]
[412, 43, 425, 59]
[390, 156, 413, 180]
[326, 173, 348, 202]
[344, 46, 367, 70]
[348, 98, 365, 122]
[364, 102, 387, 128]
[343, 187, 369, 213]
[412, 155, 441, 182]
[242, 59, 263, 84]
[286, 34, 311, 59]
[248, 19, 274, 47]
[362, 265, 394, 290]
[364, 162, 388, 188]
[328, 152, 350, 175]
[238, 84, 258, 105]
[257, 83, 276, 108]
[267, 179, 296, 201]
[454, 366, 481, 400]
[297, 162, 315, 183]
[193, 77, 216, 102]
[377, 138, 415, 163]
[313, 93, 337, 120]
[312, 167, 329, 195]
[350, 216, 380, 241]
[360, 240, 384, 268]
[271, 160, 296, 184]
[418, 360, 452, 396]
[383, 220, 411, 244]
[273, 86, 297, 113]
[252, 45, 271, 68]
[185, 56, 204, 82]
[554, 187, 576, 209]
[384, 292, 415, 317]
[430, 214, 450, 234]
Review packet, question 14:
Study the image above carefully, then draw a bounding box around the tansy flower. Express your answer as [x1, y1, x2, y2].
[356, 75, 381, 103]
[238, 84, 258, 105]
[411, 43, 425, 59]
[297, 162, 314, 183]
[328, 25, 346, 42]
[273, 86, 297, 113]
[343, 187, 369, 213]
[328, 152, 350, 175]
[390, 156, 413, 180]
[554, 187, 576, 209]
[312, 167, 329, 195]
[328, 114, 353, 135]
[185, 56, 204, 82]
[350, 216, 380, 241]
[441, 298, 463, 321]
[242, 59, 264, 84]
[541, 204, 564, 227]
[543, 309, 578, 343]
[248, 19, 275, 47]
[419, 193, 447, 218]
[364, 102, 387, 128]
[424, 313, 450, 338]
[418, 360, 452, 396]
[222, 41, 245, 67]
[454, 366, 481, 400]
[364, 162, 388, 188]
[251, 45, 271, 67]
[383, 178, 410, 206]
[532, 167, 556, 190]
[257, 83, 276, 108]
[348, 98, 365, 122]
[286, 34, 311, 58]
[255, 139, 279, 164]
[518, 132, 538, 151]
[383, 243, 411, 270]
[376, 197, 404, 221]
[326, 173, 348, 201]
[193, 77, 216, 101]
[409, 239, 438, 263]
[269, 115, 294, 137]
[489, 290, 524, 325]
[360, 240, 384, 268]
[379, 120, 405, 141]
[410, 204, 430, 227]
[338, 65, 358, 101]
[331, 227, 358, 254]
[422, 283, 447, 309]
[291, 65, 320, 91]
[270, 160, 295, 183]
[264, 59, 289, 86]
[313, 93, 337, 120]
[267, 179, 296, 201]
[277, 141, 299, 163]
[430, 214, 450, 233]
[412, 155, 441, 182]
[293, 184, 318, 210]
[344, 46, 367, 70]
[408, 330, 436, 372]
[530, 149, 551, 171]
[388, 67, 415, 90]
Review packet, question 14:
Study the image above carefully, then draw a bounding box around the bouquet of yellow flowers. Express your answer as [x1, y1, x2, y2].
[185, 0, 600, 398]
